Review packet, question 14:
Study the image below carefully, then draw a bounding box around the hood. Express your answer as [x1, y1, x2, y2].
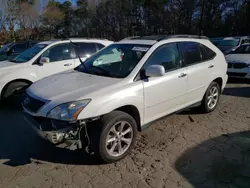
[218, 46, 235, 53]
[27, 70, 122, 102]
[226, 54, 250, 64]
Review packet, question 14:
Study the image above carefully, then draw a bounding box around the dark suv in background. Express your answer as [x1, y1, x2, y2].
[0, 41, 39, 61]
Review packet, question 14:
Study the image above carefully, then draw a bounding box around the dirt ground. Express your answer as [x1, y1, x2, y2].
[0, 80, 250, 188]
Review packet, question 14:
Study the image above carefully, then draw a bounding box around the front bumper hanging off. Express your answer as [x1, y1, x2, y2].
[23, 112, 84, 150]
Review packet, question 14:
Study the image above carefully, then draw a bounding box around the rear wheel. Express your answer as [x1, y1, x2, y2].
[90, 111, 137, 163]
[200, 82, 221, 113]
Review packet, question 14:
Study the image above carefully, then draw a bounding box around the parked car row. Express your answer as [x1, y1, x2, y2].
[210, 36, 250, 80]
[211, 36, 250, 54]
[0, 41, 39, 62]
[0, 38, 113, 99]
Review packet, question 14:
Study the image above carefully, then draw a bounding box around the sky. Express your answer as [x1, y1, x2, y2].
[40, 0, 77, 7]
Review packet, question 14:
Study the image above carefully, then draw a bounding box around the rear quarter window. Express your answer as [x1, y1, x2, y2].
[199, 44, 216, 61]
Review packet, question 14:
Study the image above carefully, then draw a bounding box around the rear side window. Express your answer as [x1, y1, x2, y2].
[242, 39, 250, 44]
[179, 42, 202, 66]
[11, 43, 27, 53]
[199, 44, 216, 61]
[75, 43, 97, 58]
[30, 42, 38, 47]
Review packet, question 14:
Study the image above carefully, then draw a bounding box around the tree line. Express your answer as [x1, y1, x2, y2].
[0, 0, 250, 43]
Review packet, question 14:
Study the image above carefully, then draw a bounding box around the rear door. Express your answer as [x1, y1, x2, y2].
[179, 42, 215, 106]
[37, 43, 75, 78]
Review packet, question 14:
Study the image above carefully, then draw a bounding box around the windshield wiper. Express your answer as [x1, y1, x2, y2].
[69, 40, 90, 73]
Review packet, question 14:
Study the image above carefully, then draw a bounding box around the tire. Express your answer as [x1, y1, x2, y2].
[200, 81, 221, 113]
[2, 82, 30, 99]
[90, 111, 137, 163]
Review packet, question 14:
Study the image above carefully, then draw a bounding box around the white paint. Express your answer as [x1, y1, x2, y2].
[25, 37, 228, 128]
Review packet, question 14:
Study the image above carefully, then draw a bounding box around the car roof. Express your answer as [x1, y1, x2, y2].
[118, 35, 209, 45]
[38, 38, 113, 46]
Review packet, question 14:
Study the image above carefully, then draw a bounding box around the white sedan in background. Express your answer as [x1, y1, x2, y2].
[226, 43, 250, 79]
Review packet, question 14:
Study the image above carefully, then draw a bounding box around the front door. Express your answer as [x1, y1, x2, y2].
[37, 43, 75, 79]
[143, 43, 188, 124]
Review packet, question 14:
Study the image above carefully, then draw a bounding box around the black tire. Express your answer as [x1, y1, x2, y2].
[90, 111, 137, 163]
[200, 81, 221, 113]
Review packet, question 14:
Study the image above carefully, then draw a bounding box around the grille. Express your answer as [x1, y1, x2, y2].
[233, 63, 247, 69]
[227, 63, 233, 68]
[22, 94, 46, 113]
[227, 72, 247, 77]
[228, 62, 247, 69]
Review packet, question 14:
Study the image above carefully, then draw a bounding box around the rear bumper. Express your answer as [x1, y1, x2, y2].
[222, 74, 228, 92]
[23, 112, 83, 150]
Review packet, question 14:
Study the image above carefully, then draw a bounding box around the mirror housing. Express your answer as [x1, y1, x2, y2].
[145, 65, 165, 77]
[39, 57, 50, 65]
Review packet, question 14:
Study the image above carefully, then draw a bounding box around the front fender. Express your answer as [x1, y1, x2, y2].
[0, 69, 38, 94]
[77, 83, 144, 124]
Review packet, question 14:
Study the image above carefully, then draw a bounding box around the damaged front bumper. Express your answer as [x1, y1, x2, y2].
[23, 112, 84, 150]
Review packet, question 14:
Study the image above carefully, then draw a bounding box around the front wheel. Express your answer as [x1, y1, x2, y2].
[200, 82, 221, 113]
[90, 111, 137, 163]
[2, 81, 30, 100]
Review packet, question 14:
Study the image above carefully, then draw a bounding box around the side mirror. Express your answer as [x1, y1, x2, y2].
[39, 57, 50, 65]
[145, 65, 165, 77]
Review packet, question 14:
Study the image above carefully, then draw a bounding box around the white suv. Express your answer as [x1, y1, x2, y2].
[0, 38, 113, 100]
[22, 35, 228, 163]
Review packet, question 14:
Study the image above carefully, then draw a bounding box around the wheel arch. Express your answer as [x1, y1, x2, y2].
[213, 77, 223, 92]
[114, 105, 142, 132]
[1, 79, 33, 99]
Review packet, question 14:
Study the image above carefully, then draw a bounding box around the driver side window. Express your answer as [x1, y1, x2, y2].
[41, 43, 72, 62]
[144, 43, 181, 72]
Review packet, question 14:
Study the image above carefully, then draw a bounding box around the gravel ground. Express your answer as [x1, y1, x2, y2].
[0, 81, 250, 188]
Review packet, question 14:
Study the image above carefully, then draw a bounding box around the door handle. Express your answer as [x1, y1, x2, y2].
[64, 63, 72, 66]
[178, 73, 187, 78]
[208, 65, 214, 68]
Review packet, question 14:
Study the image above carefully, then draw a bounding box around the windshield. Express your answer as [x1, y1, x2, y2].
[11, 43, 48, 63]
[215, 39, 240, 47]
[76, 44, 151, 78]
[230, 45, 250, 54]
[210, 38, 223, 45]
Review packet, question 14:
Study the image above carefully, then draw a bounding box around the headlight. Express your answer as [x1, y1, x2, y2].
[47, 99, 91, 121]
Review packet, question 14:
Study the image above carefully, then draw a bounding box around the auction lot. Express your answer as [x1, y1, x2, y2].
[0, 81, 250, 188]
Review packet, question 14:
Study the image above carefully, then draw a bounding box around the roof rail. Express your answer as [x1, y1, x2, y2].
[122, 35, 209, 42]
[165, 35, 209, 40]
[122, 35, 166, 41]
[63, 37, 109, 41]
